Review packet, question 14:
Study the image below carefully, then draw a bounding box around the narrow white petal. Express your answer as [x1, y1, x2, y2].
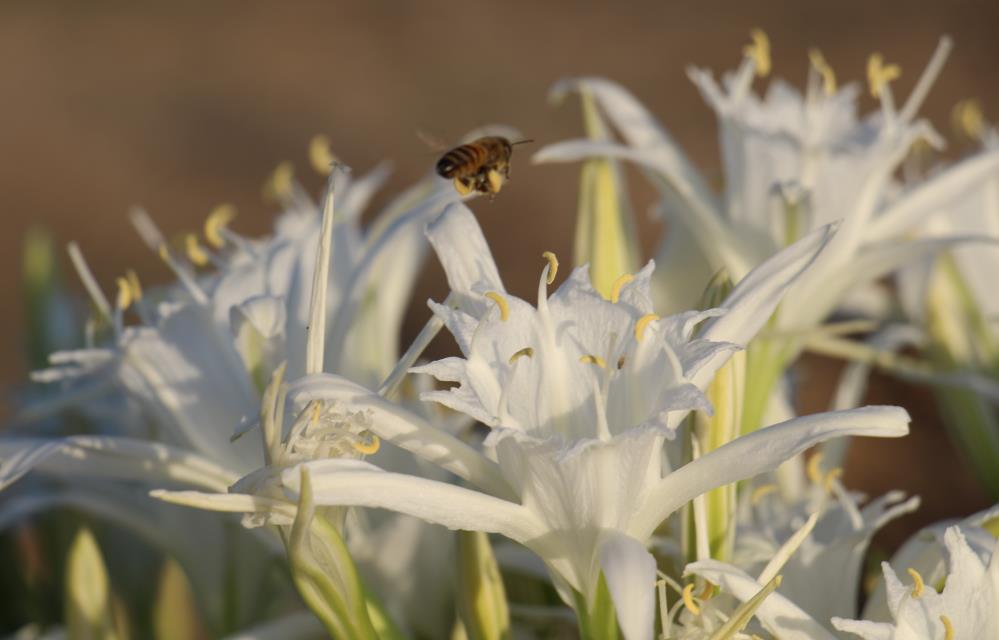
[283, 460, 543, 544]
[151, 490, 296, 525]
[634, 406, 909, 539]
[830, 617, 894, 640]
[685, 560, 837, 640]
[426, 201, 504, 299]
[598, 532, 656, 640]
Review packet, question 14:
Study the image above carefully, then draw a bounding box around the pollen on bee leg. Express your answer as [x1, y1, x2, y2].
[351, 433, 381, 456]
[486, 169, 504, 194]
[204, 204, 237, 249]
[681, 583, 701, 615]
[867, 53, 901, 99]
[484, 291, 510, 321]
[541, 251, 559, 285]
[743, 28, 771, 77]
[634, 314, 660, 342]
[579, 354, 607, 368]
[907, 567, 925, 598]
[453, 177, 473, 196]
[508, 347, 534, 364]
[610, 273, 634, 303]
[185, 234, 210, 267]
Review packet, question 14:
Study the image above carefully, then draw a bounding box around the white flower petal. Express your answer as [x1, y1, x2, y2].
[597, 532, 656, 640]
[634, 406, 910, 539]
[282, 459, 543, 544]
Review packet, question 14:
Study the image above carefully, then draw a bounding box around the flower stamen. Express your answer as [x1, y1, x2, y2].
[940, 615, 953, 640]
[204, 204, 236, 248]
[309, 134, 337, 176]
[351, 433, 380, 456]
[682, 583, 701, 615]
[806, 452, 824, 484]
[508, 347, 534, 364]
[750, 483, 778, 505]
[743, 28, 771, 77]
[125, 269, 142, 302]
[951, 99, 985, 140]
[264, 162, 295, 202]
[610, 273, 634, 303]
[185, 234, 210, 267]
[634, 313, 660, 342]
[484, 291, 510, 321]
[541, 251, 559, 284]
[115, 277, 133, 311]
[579, 354, 606, 368]
[822, 467, 844, 493]
[907, 567, 925, 598]
[867, 53, 901, 99]
[808, 48, 837, 95]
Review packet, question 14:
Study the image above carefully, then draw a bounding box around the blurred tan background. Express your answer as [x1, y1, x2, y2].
[2, 0, 998, 546]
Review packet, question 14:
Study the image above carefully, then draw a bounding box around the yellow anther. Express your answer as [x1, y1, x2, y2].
[351, 434, 381, 456]
[743, 28, 771, 77]
[867, 53, 901, 99]
[952, 99, 985, 139]
[484, 291, 510, 321]
[907, 567, 925, 598]
[579, 354, 607, 368]
[185, 234, 210, 267]
[940, 615, 953, 640]
[309, 402, 323, 426]
[158, 243, 171, 263]
[204, 204, 236, 249]
[750, 483, 778, 505]
[806, 452, 824, 484]
[808, 48, 837, 95]
[264, 161, 295, 202]
[541, 251, 559, 285]
[682, 583, 701, 615]
[610, 273, 634, 303]
[309, 134, 337, 175]
[823, 467, 844, 493]
[115, 277, 132, 310]
[125, 269, 142, 302]
[698, 581, 715, 600]
[634, 313, 660, 342]
[508, 347, 534, 364]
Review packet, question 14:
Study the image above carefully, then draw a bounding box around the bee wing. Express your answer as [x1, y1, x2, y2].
[460, 124, 525, 144]
[416, 130, 449, 153]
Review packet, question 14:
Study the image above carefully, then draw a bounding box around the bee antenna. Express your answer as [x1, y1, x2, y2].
[510, 138, 535, 146]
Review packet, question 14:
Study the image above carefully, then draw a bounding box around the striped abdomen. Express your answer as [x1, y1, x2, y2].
[435, 137, 511, 179]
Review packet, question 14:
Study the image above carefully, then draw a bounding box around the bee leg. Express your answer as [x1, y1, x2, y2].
[453, 177, 473, 196]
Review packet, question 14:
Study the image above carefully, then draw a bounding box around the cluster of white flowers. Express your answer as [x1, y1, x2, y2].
[3, 31, 999, 640]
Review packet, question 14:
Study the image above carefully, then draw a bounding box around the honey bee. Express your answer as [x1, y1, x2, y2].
[435, 136, 532, 197]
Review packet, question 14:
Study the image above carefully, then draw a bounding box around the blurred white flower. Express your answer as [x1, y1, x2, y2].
[832, 526, 999, 640]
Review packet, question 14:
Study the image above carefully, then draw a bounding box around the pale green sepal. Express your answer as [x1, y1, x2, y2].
[572, 576, 619, 640]
[707, 575, 782, 640]
[456, 531, 510, 640]
[65, 527, 120, 640]
[153, 558, 207, 640]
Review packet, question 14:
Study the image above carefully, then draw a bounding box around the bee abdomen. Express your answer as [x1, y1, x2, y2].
[436, 144, 485, 179]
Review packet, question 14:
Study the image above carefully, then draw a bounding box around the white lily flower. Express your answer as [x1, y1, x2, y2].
[832, 525, 999, 640]
[534, 36, 999, 334]
[185, 203, 914, 639]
